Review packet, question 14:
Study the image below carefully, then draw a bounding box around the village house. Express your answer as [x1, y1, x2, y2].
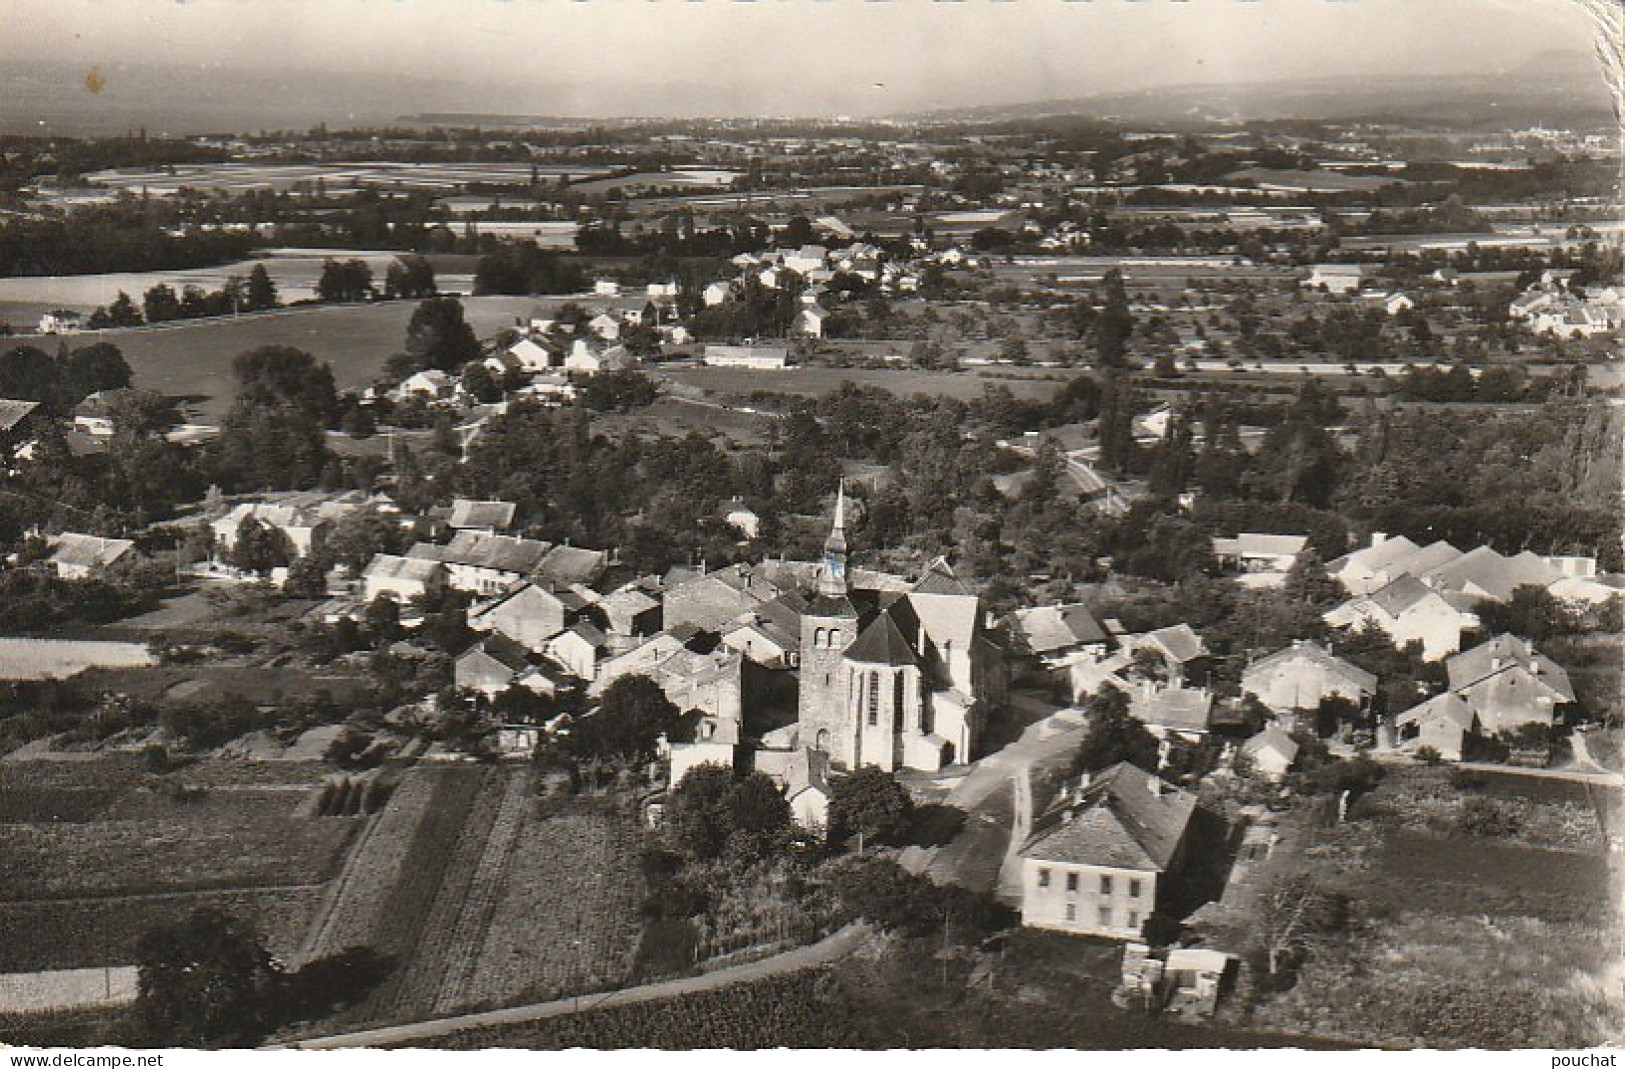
[455, 634, 555, 697]
[466, 580, 586, 652]
[702, 281, 733, 306]
[536, 543, 610, 587]
[723, 502, 761, 540]
[1394, 692, 1480, 761]
[394, 369, 454, 401]
[1012, 603, 1111, 666]
[361, 554, 447, 603]
[0, 399, 42, 454]
[1444, 634, 1574, 735]
[1323, 573, 1478, 661]
[211, 493, 370, 560]
[1210, 532, 1308, 588]
[47, 532, 136, 580]
[1241, 641, 1377, 720]
[1019, 763, 1196, 940]
[37, 310, 83, 335]
[663, 563, 780, 633]
[597, 585, 662, 641]
[1303, 264, 1365, 293]
[504, 336, 563, 374]
[797, 306, 830, 338]
[446, 498, 517, 535]
[721, 601, 802, 669]
[407, 532, 553, 595]
[702, 344, 792, 370]
[754, 747, 833, 830]
[1328, 533, 1424, 595]
[1239, 724, 1300, 781]
[545, 620, 607, 683]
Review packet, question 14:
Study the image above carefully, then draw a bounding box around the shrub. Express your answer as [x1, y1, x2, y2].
[1414, 745, 1443, 766]
[1457, 796, 1524, 838]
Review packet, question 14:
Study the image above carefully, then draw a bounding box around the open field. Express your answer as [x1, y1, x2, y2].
[82, 162, 610, 197]
[0, 248, 481, 326]
[298, 766, 646, 1031]
[0, 785, 358, 900]
[0, 638, 154, 681]
[657, 365, 1073, 404]
[1239, 767, 1620, 1048]
[0, 756, 357, 973]
[6, 296, 535, 421]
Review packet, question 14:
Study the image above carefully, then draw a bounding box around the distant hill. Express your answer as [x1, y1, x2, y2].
[905, 59, 1617, 130]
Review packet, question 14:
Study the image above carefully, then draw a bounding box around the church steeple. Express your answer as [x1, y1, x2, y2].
[818, 480, 849, 597]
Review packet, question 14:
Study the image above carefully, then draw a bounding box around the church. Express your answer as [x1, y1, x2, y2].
[788, 485, 1005, 772]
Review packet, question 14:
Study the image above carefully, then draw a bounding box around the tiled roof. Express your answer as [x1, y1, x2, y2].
[447, 499, 516, 530]
[1014, 603, 1109, 655]
[48, 532, 135, 570]
[1244, 641, 1377, 693]
[0, 399, 40, 434]
[843, 613, 918, 667]
[1368, 573, 1437, 617]
[1396, 691, 1478, 733]
[1446, 634, 1574, 702]
[1022, 762, 1195, 871]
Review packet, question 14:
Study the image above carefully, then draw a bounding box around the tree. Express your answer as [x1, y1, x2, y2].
[142, 283, 182, 323]
[1475, 584, 1572, 644]
[316, 258, 375, 303]
[384, 254, 437, 300]
[134, 908, 281, 1045]
[1070, 687, 1160, 775]
[725, 771, 793, 859]
[228, 516, 293, 576]
[244, 264, 279, 311]
[1251, 873, 1348, 987]
[1094, 268, 1134, 368]
[65, 341, 133, 397]
[665, 762, 738, 861]
[573, 673, 679, 766]
[92, 290, 143, 328]
[215, 347, 337, 490]
[1281, 549, 1344, 607]
[829, 766, 915, 851]
[404, 296, 480, 372]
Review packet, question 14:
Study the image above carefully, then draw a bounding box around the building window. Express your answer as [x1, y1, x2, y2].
[1037, 868, 1051, 889]
[1099, 874, 1113, 896]
[830, 629, 840, 648]
[1097, 906, 1113, 928]
[1129, 878, 1142, 899]
[1064, 903, 1076, 922]
[867, 673, 879, 726]
[894, 673, 906, 725]
[814, 627, 826, 649]
[1065, 872, 1079, 893]
[1127, 910, 1140, 930]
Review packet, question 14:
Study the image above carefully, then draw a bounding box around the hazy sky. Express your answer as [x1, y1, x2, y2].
[4, 0, 1607, 119]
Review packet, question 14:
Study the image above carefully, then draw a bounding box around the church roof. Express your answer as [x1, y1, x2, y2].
[912, 559, 972, 596]
[844, 613, 919, 666]
[805, 593, 860, 619]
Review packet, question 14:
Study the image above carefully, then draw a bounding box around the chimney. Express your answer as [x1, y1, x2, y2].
[1146, 774, 1162, 797]
[1371, 532, 1387, 547]
[1490, 657, 1502, 672]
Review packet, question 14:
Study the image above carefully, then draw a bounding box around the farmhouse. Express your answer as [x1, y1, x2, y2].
[1328, 533, 1423, 595]
[1241, 641, 1377, 718]
[1011, 602, 1111, 665]
[703, 345, 792, 370]
[47, 532, 136, 579]
[546, 620, 607, 683]
[1394, 692, 1479, 761]
[1445, 634, 1574, 735]
[1210, 532, 1307, 588]
[1019, 763, 1196, 940]
[467, 580, 587, 652]
[408, 532, 553, 595]
[455, 634, 553, 697]
[1240, 724, 1299, 781]
[446, 498, 517, 534]
[1303, 264, 1365, 293]
[211, 492, 370, 559]
[361, 554, 447, 603]
[754, 747, 832, 830]
[505, 336, 563, 373]
[1323, 574, 1477, 662]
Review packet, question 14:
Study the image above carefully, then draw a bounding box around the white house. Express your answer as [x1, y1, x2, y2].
[362, 554, 447, 603]
[37, 311, 83, 335]
[702, 345, 790, 370]
[1303, 264, 1365, 294]
[593, 279, 621, 297]
[703, 281, 733, 307]
[1324, 574, 1476, 662]
[797, 306, 830, 338]
[47, 532, 135, 579]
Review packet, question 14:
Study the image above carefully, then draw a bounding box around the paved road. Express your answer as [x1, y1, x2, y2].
[272, 922, 872, 1049]
[901, 696, 1089, 902]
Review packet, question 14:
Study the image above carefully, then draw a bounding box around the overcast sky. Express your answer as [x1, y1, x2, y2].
[5, 0, 1606, 118]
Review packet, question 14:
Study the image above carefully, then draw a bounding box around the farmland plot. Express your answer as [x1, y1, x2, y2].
[448, 796, 644, 1012]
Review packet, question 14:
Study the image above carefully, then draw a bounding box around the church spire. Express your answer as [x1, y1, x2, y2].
[818, 479, 849, 597]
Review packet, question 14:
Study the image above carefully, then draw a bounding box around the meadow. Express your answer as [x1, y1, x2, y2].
[0, 638, 155, 681]
[656, 365, 1072, 405]
[1240, 765, 1621, 1048]
[8, 295, 536, 421]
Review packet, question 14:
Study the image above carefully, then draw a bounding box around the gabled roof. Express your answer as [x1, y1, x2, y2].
[1132, 623, 1207, 665]
[415, 531, 553, 575]
[843, 612, 918, 667]
[1243, 641, 1377, 694]
[1330, 534, 1420, 575]
[1368, 573, 1439, 617]
[911, 558, 972, 597]
[461, 633, 532, 674]
[558, 620, 607, 649]
[447, 498, 517, 531]
[1130, 686, 1213, 733]
[48, 532, 135, 571]
[363, 553, 444, 584]
[0, 399, 41, 434]
[1446, 634, 1574, 701]
[1013, 602, 1110, 655]
[1396, 690, 1478, 733]
[1383, 539, 1462, 581]
[1212, 532, 1308, 558]
[1241, 724, 1299, 763]
[1022, 762, 1195, 872]
[537, 544, 608, 585]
